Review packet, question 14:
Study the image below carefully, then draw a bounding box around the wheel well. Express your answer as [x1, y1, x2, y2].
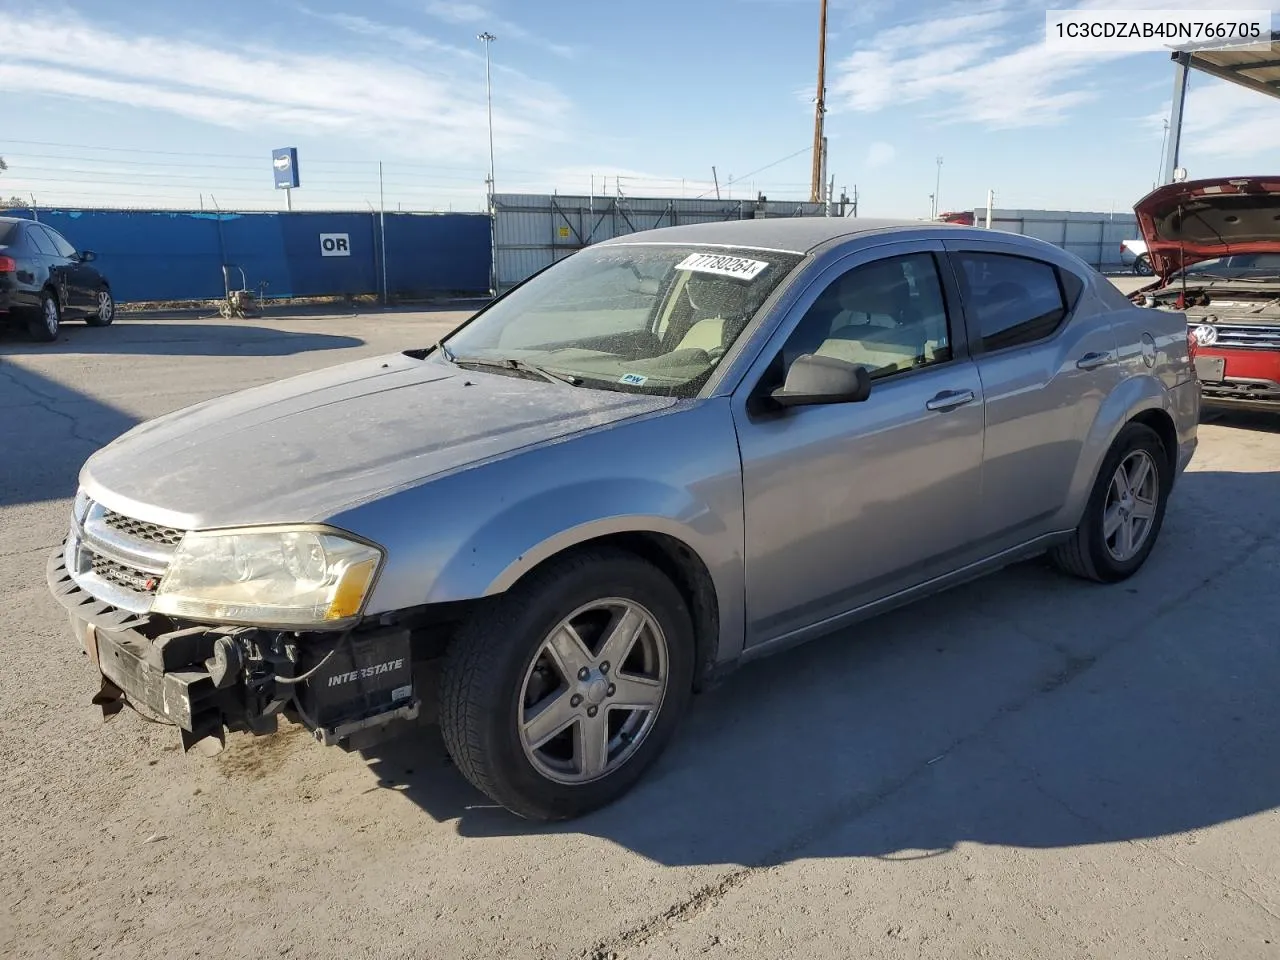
[1129, 407, 1178, 477]
[42, 283, 58, 303]
[509, 532, 721, 691]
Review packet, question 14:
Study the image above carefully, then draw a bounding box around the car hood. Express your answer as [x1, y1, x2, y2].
[80, 352, 677, 530]
[1133, 176, 1280, 281]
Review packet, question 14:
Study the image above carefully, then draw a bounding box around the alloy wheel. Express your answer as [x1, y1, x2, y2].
[517, 598, 669, 785]
[1103, 449, 1159, 562]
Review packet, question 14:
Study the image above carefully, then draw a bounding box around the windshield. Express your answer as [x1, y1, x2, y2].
[442, 244, 804, 397]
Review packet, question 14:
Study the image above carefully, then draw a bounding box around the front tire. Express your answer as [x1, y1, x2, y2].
[439, 548, 695, 820]
[27, 290, 60, 342]
[1049, 422, 1170, 583]
[86, 287, 115, 327]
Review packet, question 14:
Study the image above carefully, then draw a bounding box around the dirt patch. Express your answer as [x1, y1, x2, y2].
[214, 722, 309, 781]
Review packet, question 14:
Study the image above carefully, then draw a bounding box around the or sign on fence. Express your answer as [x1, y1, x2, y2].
[320, 233, 351, 257]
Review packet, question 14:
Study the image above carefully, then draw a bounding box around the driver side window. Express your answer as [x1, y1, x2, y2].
[781, 253, 953, 380]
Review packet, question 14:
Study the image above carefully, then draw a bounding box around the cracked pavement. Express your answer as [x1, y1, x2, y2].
[2, 299, 1278, 960]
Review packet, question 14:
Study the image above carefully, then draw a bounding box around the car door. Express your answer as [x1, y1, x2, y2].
[731, 241, 986, 648]
[26, 224, 78, 313]
[942, 240, 1123, 552]
[23, 223, 73, 308]
[40, 225, 95, 314]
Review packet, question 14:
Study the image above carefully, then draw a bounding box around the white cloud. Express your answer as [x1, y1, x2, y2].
[424, 1, 574, 58]
[865, 142, 896, 168]
[1148, 80, 1280, 167]
[827, 0, 1278, 130]
[0, 13, 572, 163]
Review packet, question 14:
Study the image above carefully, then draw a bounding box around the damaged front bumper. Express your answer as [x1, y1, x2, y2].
[47, 544, 422, 752]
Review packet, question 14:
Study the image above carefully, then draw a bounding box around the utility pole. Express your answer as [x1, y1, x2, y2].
[478, 31, 498, 296]
[809, 0, 828, 203]
[711, 166, 721, 200]
[986, 189, 994, 229]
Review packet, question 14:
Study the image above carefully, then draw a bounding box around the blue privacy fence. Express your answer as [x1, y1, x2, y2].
[1, 208, 491, 303]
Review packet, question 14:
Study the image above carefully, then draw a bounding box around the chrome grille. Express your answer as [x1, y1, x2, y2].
[67, 495, 187, 615]
[102, 509, 185, 547]
[90, 553, 157, 594]
[1202, 322, 1280, 350]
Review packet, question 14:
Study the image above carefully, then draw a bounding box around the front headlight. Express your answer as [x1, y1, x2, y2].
[152, 526, 383, 628]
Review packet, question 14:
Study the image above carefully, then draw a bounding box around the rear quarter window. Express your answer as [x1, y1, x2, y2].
[954, 251, 1072, 352]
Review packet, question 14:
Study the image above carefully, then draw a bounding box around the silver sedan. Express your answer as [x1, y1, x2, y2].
[47, 218, 1199, 821]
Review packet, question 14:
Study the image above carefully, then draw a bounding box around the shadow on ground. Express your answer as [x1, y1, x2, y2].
[361, 467, 1280, 868]
[0, 322, 363, 357]
[1203, 406, 1280, 435]
[0, 361, 139, 507]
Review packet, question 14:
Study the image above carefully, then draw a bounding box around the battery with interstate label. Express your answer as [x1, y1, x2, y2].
[296, 627, 414, 728]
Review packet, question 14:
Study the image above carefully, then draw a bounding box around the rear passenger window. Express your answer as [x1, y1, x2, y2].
[26, 226, 57, 256]
[954, 252, 1069, 352]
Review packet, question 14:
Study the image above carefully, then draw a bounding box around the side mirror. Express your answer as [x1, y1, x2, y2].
[78, 250, 97, 263]
[771, 353, 871, 407]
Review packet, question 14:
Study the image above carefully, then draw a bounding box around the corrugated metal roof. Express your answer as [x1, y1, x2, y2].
[1184, 31, 1280, 100]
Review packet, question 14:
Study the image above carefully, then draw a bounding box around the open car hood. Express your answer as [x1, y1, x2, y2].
[1133, 176, 1280, 281]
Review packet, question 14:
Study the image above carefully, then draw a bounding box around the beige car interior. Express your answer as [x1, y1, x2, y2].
[667, 272, 751, 357]
[793, 259, 951, 378]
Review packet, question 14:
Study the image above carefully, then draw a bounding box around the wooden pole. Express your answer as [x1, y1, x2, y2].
[809, 0, 828, 203]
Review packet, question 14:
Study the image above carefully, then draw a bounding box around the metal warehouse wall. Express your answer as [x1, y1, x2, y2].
[493, 194, 830, 290]
[2, 208, 491, 303]
[974, 209, 1139, 269]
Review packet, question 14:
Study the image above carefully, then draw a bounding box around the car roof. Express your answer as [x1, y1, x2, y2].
[596, 217, 947, 254]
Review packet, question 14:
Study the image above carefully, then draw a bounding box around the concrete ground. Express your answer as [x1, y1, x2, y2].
[1, 297, 1278, 960]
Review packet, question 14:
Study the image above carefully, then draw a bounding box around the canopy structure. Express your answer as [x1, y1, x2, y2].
[1163, 31, 1280, 183]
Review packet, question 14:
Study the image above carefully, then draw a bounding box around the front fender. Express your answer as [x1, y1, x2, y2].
[470, 480, 726, 596]
[1061, 373, 1173, 526]
[340, 399, 748, 664]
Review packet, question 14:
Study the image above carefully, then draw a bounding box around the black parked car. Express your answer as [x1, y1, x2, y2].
[0, 216, 114, 342]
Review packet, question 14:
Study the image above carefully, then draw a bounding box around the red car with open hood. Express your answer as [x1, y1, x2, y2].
[1132, 176, 1280, 412]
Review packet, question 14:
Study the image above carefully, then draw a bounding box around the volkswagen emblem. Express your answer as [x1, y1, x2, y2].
[1191, 324, 1218, 346]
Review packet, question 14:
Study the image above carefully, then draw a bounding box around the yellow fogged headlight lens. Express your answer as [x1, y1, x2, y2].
[152, 527, 383, 628]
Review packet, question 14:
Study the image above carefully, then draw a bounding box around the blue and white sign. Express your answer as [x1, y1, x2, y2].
[272, 147, 300, 189]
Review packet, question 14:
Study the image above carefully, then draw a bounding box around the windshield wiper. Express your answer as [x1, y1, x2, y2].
[451, 354, 583, 386]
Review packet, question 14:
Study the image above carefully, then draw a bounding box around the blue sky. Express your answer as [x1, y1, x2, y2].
[2, 0, 1279, 217]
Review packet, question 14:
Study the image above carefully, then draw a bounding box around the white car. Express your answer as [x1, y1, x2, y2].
[1121, 239, 1152, 275]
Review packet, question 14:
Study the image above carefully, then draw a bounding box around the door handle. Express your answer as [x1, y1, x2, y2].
[925, 389, 976, 412]
[1076, 351, 1114, 370]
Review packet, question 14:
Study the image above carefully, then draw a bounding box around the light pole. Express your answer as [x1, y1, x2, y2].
[478, 32, 497, 197]
[933, 155, 943, 219]
[478, 31, 497, 295]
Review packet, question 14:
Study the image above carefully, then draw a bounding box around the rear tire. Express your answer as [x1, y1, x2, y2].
[86, 287, 115, 327]
[1049, 422, 1170, 583]
[27, 290, 60, 342]
[439, 547, 695, 821]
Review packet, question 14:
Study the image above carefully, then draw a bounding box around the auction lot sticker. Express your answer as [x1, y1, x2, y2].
[675, 252, 770, 281]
